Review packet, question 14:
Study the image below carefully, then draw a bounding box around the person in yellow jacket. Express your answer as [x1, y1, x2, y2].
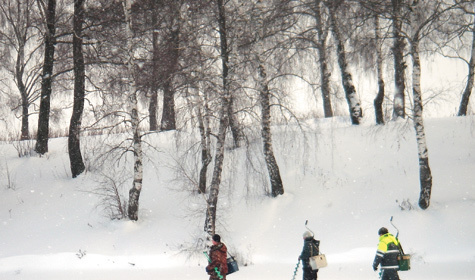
[373, 227, 400, 280]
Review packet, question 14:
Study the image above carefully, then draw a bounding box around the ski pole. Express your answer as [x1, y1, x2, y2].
[305, 220, 315, 237]
[390, 216, 399, 239]
[291, 260, 300, 280]
[203, 251, 224, 279]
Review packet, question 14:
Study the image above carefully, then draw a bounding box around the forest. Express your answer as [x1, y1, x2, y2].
[0, 0, 474, 235]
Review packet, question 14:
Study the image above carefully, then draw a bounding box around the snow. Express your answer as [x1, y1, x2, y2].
[0, 116, 474, 280]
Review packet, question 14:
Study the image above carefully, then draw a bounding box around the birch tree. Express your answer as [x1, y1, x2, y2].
[204, 73, 229, 235]
[197, 88, 212, 194]
[457, 1, 475, 116]
[123, 0, 144, 221]
[203, 0, 233, 235]
[326, 0, 362, 125]
[405, 0, 454, 209]
[258, 63, 284, 197]
[245, 0, 289, 197]
[391, 0, 407, 120]
[216, 0, 244, 148]
[314, 0, 333, 118]
[374, 13, 386, 124]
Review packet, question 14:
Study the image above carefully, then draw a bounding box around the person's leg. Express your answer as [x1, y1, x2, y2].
[381, 269, 400, 280]
[303, 267, 312, 280]
[312, 269, 318, 280]
[387, 270, 400, 280]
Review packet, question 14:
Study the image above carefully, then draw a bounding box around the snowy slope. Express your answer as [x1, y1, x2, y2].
[0, 116, 474, 280]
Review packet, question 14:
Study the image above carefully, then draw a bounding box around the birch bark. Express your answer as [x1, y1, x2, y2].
[410, 40, 433, 210]
[123, 0, 144, 221]
[374, 14, 385, 125]
[327, 2, 362, 125]
[458, 3, 475, 116]
[258, 63, 284, 197]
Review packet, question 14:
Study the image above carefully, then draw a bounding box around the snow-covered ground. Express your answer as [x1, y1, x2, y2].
[0, 116, 474, 280]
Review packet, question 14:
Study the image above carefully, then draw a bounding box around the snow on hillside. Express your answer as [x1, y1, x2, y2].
[0, 116, 474, 280]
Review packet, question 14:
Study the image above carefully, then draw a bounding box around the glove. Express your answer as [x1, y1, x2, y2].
[373, 265, 378, 271]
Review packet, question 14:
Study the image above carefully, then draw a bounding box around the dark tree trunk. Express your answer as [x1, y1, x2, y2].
[258, 64, 284, 197]
[458, 17, 475, 116]
[149, 2, 159, 132]
[314, 0, 333, 118]
[35, 0, 56, 155]
[21, 98, 29, 140]
[217, 0, 243, 147]
[374, 14, 385, 125]
[149, 88, 159, 131]
[68, 0, 86, 178]
[391, 0, 406, 119]
[160, 5, 180, 131]
[161, 78, 177, 131]
[328, 2, 362, 125]
[411, 41, 433, 210]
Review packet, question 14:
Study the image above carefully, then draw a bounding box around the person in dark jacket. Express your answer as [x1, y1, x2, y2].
[206, 234, 228, 280]
[299, 231, 320, 280]
[373, 227, 400, 280]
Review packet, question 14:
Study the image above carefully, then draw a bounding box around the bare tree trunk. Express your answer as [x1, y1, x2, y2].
[374, 14, 385, 125]
[328, 2, 362, 125]
[68, 0, 86, 178]
[149, 87, 159, 131]
[16, 40, 29, 140]
[20, 97, 29, 140]
[35, 0, 56, 155]
[123, 0, 144, 221]
[203, 0, 237, 235]
[149, 2, 160, 132]
[3, 0, 38, 141]
[391, 0, 406, 120]
[161, 79, 177, 131]
[411, 40, 433, 210]
[314, 0, 333, 118]
[160, 5, 180, 131]
[217, 0, 243, 148]
[258, 64, 284, 197]
[458, 6, 475, 116]
[197, 92, 212, 194]
[204, 95, 228, 235]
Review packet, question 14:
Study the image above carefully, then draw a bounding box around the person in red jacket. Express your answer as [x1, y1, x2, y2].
[206, 234, 228, 280]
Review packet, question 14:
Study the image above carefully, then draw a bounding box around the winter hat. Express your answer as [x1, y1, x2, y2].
[303, 231, 313, 239]
[378, 227, 389, 235]
[212, 234, 221, 243]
